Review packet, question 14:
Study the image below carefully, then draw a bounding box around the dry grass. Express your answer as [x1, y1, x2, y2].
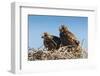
[28, 46, 88, 61]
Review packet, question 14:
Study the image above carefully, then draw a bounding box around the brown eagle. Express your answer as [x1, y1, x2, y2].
[41, 32, 61, 51]
[59, 25, 80, 47]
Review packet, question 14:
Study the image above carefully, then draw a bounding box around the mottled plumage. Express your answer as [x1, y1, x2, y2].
[59, 25, 80, 46]
[42, 32, 61, 51]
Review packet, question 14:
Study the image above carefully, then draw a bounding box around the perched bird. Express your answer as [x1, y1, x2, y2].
[41, 32, 61, 51]
[59, 25, 80, 47]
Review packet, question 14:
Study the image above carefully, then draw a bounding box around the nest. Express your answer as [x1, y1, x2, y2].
[28, 46, 88, 61]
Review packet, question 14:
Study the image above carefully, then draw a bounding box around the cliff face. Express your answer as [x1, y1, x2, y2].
[28, 46, 88, 61]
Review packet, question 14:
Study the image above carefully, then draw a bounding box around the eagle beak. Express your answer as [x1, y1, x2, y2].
[41, 36, 44, 38]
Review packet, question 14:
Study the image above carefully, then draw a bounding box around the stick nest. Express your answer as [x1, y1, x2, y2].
[28, 46, 87, 61]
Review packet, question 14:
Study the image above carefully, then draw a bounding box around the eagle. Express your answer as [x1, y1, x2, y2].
[41, 32, 61, 51]
[59, 25, 80, 47]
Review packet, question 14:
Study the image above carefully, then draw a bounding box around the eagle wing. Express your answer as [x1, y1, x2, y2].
[66, 31, 77, 40]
